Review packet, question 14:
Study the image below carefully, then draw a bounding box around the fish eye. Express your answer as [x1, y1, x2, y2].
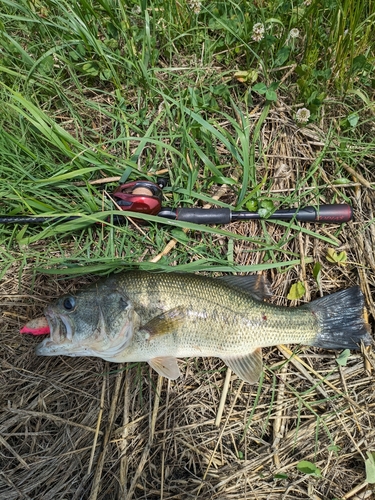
[63, 296, 76, 311]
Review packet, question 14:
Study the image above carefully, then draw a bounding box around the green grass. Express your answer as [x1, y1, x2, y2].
[0, 0, 374, 279]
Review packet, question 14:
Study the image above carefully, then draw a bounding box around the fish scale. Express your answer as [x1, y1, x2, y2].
[26, 271, 371, 384]
[110, 272, 318, 359]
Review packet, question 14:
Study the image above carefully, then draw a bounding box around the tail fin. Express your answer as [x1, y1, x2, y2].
[305, 286, 372, 350]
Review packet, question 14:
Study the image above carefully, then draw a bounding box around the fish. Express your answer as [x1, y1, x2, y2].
[21, 271, 372, 384]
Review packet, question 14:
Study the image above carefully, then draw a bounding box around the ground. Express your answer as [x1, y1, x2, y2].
[1, 110, 375, 499]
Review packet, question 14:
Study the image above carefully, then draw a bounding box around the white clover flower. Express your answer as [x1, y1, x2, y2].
[295, 107, 311, 123]
[252, 32, 264, 42]
[253, 23, 265, 33]
[187, 0, 202, 14]
[289, 28, 300, 39]
[252, 23, 265, 41]
[303, 0, 312, 5]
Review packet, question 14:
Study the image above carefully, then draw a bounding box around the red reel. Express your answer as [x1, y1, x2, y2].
[111, 180, 163, 215]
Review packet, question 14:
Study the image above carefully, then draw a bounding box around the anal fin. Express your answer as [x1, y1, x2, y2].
[149, 356, 181, 380]
[222, 348, 263, 384]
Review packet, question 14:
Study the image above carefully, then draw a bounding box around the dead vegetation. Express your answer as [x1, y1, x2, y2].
[1, 112, 375, 500]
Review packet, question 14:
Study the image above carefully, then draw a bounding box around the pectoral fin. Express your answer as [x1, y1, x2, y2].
[149, 356, 181, 379]
[142, 306, 186, 337]
[222, 348, 263, 384]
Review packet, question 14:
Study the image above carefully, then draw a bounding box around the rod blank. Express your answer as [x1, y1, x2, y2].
[0, 204, 353, 226]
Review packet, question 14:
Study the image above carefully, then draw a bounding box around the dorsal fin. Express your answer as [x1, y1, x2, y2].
[218, 275, 272, 301]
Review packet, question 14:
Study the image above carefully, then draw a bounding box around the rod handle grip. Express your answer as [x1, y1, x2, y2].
[176, 208, 231, 224]
[297, 204, 353, 223]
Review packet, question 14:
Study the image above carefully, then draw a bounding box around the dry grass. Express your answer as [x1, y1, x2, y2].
[1, 112, 375, 500]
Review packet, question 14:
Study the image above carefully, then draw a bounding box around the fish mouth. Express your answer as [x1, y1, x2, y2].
[35, 310, 82, 357]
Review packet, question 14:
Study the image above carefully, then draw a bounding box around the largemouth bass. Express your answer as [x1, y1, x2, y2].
[23, 272, 371, 383]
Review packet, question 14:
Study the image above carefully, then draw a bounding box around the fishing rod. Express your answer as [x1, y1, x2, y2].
[0, 179, 353, 225]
